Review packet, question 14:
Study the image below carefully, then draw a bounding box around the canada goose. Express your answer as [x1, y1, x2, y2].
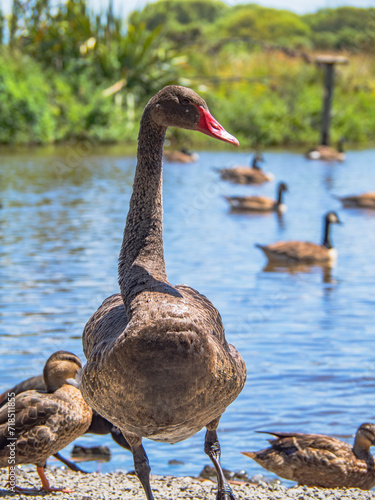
[0, 374, 131, 473]
[0, 351, 92, 492]
[225, 182, 288, 213]
[80, 86, 247, 500]
[335, 192, 375, 209]
[306, 138, 346, 161]
[219, 154, 274, 184]
[256, 211, 342, 265]
[242, 423, 375, 490]
[163, 148, 198, 163]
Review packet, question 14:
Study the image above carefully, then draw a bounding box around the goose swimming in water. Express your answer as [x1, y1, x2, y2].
[225, 182, 288, 213]
[256, 211, 342, 266]
[306, 138, 346, 161]
[219, 154, 274, 184]
[80, 86, 247, 500]
[335, 192, 375, 209]
[242, 423, 375, 490]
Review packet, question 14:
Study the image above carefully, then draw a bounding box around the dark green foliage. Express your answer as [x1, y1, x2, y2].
[1, 0, 375, 146]
[303, 7, 375, 52]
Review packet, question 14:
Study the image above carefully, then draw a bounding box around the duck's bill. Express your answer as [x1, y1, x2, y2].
[197, 106, 239, 146]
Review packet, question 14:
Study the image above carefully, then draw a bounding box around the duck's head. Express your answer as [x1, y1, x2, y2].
[325, 211, 342, 226]
[43, 350, 82, 392]
[144, 85, 239, 146]
[355, 423, 375, 450]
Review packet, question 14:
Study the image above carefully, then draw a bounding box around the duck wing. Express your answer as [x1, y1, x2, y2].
[0, 388, 91, 466]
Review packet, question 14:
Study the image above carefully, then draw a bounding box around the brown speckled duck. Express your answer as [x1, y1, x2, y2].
[219, 154, 274, 184]
[226, 182, 288, 213]
[256, 211, 342, 266]
[0, 351, 92, 492]
[242, 423, 375, 490]
[0, 374, 130, 473]
[80, 86, 246, 500]
[335, 192, 375, 209]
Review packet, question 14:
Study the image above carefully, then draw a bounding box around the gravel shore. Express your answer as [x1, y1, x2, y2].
[1, 467, 375, 500]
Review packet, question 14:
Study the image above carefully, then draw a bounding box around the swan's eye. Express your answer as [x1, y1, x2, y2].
[180, 98, 190, 106]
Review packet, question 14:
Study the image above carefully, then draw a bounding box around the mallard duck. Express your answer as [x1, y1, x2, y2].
[219, 154, 274, 184]
[256, 211, 342, 265]
[0, 351, 92, 492]
[0, 374, 130, 473]
[242, 423, 375, 490]
[225, 182, 288, 213]
[81, 86, 246, 500]
[335, 192, 375, 209]
[306, 138, 346, 161]
[163, 148, 198, 163]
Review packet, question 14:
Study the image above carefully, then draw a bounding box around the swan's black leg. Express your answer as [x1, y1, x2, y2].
[204, 420, 235, 500]
[126, 434, 154, 500]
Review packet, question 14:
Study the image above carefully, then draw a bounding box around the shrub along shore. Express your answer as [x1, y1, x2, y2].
[1, 0, 375, 148]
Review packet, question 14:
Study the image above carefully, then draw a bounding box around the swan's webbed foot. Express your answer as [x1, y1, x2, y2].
[204, 422, 236, 500]
[126, 434, 155, 500]
[216, 488, 236, 500]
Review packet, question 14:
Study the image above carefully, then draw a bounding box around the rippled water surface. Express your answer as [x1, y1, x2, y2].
[1, 146, 375, 481]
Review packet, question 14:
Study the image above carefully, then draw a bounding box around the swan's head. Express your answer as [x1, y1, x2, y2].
[43, 350, 82, 392]
[147, 85, 239, 146]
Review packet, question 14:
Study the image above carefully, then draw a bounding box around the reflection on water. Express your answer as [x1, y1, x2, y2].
[1, 147, 375, 482]
[262, 262, 335, 284]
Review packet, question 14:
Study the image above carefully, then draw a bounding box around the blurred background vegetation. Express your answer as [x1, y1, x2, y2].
[1, 0, 375, 148]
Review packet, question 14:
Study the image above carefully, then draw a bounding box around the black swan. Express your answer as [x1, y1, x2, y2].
[242, 423, 375, 490]
[256, 211, 342, 265]
[80, 86, 247, 500]
[0, 351, 92, 492]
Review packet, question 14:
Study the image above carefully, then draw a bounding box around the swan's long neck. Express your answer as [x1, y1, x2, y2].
[322, 218, 333, 249]
[118, 115, 168, 310]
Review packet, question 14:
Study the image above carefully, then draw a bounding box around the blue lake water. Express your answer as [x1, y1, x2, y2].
[1, 146, 375, 482]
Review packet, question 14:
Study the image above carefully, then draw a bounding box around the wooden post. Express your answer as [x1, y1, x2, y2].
[315, 55, 348, 146]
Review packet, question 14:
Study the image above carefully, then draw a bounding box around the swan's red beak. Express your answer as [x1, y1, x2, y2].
[197, 106, 239, 146]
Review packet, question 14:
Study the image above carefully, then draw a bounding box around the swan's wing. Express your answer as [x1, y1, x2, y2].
[82, 293, 128, 357]
[175, 284, 226, 342]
